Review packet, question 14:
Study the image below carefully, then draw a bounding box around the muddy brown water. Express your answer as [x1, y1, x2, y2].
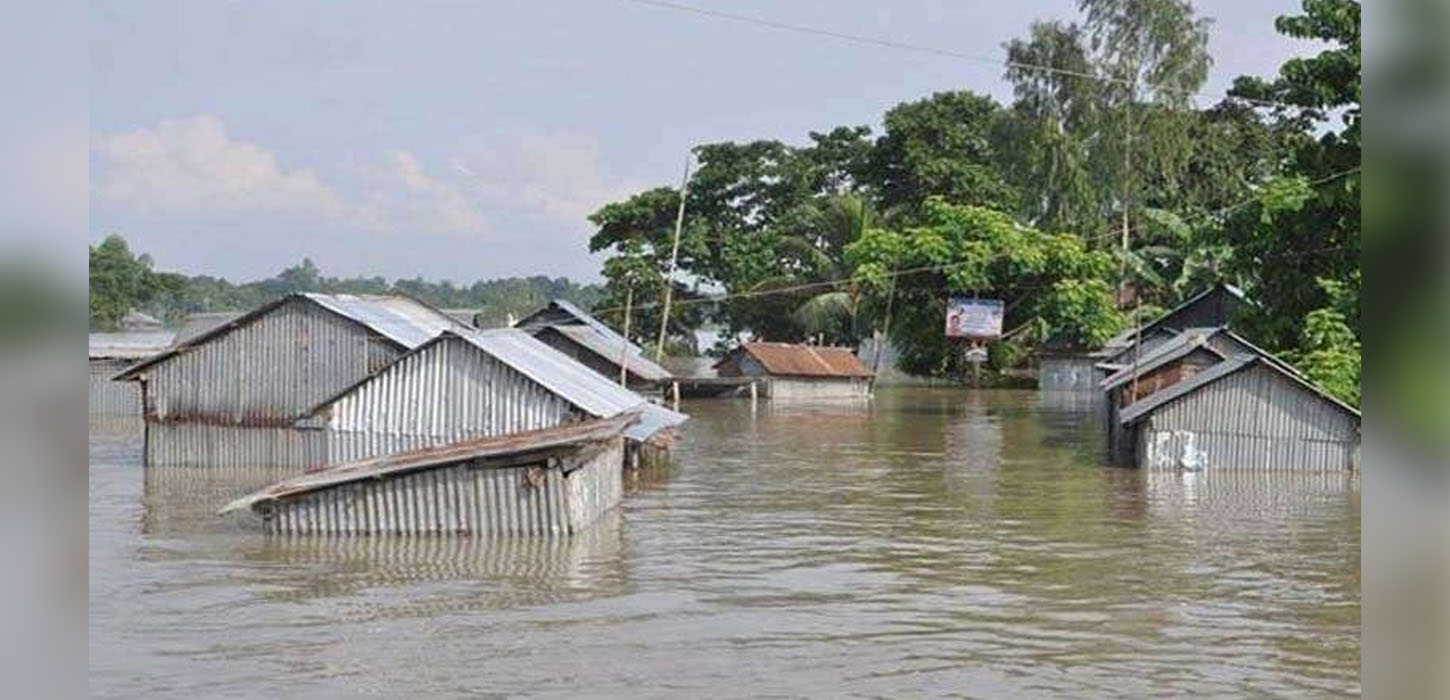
[88, 388, 1359, 698]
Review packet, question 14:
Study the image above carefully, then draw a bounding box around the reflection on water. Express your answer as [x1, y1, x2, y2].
[90, 388, 1359, 698]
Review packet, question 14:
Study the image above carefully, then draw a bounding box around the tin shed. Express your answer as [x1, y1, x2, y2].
[222, 413, 635, 536]
[1117, 355, 1360, 472]
[517, 299, 672, 390]
[298, 327, 687, 468]
[1038, 283, 1248, 392]
[713, 342, 873, 399]
[113, 293, 461, 469]
[89, 331, 175, 418]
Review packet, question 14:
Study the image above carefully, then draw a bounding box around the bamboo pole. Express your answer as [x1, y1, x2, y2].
[655, 156, 692, 362]
[619, 286, 633, 387]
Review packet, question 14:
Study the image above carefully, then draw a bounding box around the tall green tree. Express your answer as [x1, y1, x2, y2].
[88, 234, 178, 330]
[1222, 0, 1360, 406]
[847, 198, 1123, 376]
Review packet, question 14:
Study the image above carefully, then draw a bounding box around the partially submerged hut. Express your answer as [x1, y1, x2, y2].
[172, 311, 243, 346]
[222, 413, 636, 536]
[120, 309, 164, 332]
[89, 331, 174, 418]
[1038, 283, 1247, 392]
[1100, 327, 1307, 462]
[516, 299, 672, 391]
[713, 342, 873, 399]
[1115, 354, 1360, 472]
[112, 294, 461, 469]
[296, 327, 687, 468]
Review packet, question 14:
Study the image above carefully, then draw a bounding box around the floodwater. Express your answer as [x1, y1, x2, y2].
[89, 389, 1360, 698]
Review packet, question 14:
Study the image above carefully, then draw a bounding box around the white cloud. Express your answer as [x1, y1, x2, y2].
[91, 115, 344, 217]
[453, 130, 644, 229]
[91, 115, 489, 237]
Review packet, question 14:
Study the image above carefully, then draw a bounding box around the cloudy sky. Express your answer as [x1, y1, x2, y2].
[83, 1, 1312, 284]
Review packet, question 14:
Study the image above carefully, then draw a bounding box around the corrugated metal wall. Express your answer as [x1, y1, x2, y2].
[1038, 356, 1103, 392]
[320, 335, 584, 464]
[1134, 364, 1359, 471]
[260, 439, 624, 536]
[768, 377, 871, 400]
[89, 359, 141, 418]
[146, 298, 400, 424]
[146, 422, 324, 471]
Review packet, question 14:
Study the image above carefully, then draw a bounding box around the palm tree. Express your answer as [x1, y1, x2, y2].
[786, 195, 876, 346]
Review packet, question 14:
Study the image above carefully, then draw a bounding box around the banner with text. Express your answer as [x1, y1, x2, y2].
[945, 297, 1004, 339]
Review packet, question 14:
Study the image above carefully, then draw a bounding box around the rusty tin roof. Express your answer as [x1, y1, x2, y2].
[719, 342, 873, 378]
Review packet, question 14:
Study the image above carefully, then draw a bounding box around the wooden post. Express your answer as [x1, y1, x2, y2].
[619, 286, 633, 387]
[655, 155, 691, 362]
[749, 379, 758, 408]
[671, 381, 680, 411]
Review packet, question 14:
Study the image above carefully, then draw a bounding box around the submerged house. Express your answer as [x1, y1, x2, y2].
[112, 294, 462, 469]
[172, 311, 243, 346]
[89, 331, 175, 418]
[713, 342, 873, 399]
[222, 413, 636, 536]
[295, 326, 687, 468]
[516, 299, 673, 391]
[1038, 283, 1248, 392]
[1115, 353, 1360, 472]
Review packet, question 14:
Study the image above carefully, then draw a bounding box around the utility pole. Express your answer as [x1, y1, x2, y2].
[654, 155, 691, 362]
[619, 286, 633, 386]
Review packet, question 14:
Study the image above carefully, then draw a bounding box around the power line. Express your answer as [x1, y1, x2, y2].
[1080, 165, 1361, 244]
[620, 0, 1296, 112]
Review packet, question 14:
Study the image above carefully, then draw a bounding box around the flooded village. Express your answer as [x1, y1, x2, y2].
[88, 0, 1362, 696]
[89, 285, 1361, 696]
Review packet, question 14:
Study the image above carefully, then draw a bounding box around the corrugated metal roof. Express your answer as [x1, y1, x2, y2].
[1119, 354, 1360, 426]
[518, 299, 646, 357]
[221, 413, 636, 514]
[720, 342, 873, 378]
[303, 293, 459, 349]
[88, 331, 175, 359]
[1102, 283, 1248, 349]
[630, 402, 686, 442]
[116, 294, 459, 380]
[549, 324, 673, 382]
[452, 328, 688, 437]
[172, 311, 243, 345]
[1100, 330, 1224, 390]
[1100, 327, 1304, 388]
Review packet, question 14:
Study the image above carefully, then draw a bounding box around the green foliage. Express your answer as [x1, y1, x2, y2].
[847, 198, 1123, 375]
[869, 92, 1019, 213]
[88, 235, 604, 331]
[89, 234, 177, 330]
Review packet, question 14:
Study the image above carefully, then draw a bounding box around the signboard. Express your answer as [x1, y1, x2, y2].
[945, 297, 1004, 339]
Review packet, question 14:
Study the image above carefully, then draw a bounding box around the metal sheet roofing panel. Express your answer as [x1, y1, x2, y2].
[221, 413, 635, 514]
[1100, 330, 1223, 390]
[303, 293, 459, 349]
[455, 328, 652, 417]
[88, 331, 176, 360]
[551, 325, 673, 382]
[627, 402, 689, 442]
[723, 342, 873, 378]
[172, 312, 244, 345]
[1118, 353, 1358, 426]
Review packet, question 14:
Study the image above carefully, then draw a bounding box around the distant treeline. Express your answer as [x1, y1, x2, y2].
[88, 234, 603, 330]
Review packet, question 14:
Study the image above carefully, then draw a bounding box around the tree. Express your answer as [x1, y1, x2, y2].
[1224, 0, 1359, 371]
[1081, 0, 1211, 275]
[1000, 1, 1213, 292]
[1001, 20, 1102, 233]
[867, 92, 1018, 214]
[847, 198, 1123, 376]
[89, 234, 168, 330]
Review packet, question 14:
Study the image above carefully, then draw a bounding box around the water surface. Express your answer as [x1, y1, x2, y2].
[89, 389, 1360, 698]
